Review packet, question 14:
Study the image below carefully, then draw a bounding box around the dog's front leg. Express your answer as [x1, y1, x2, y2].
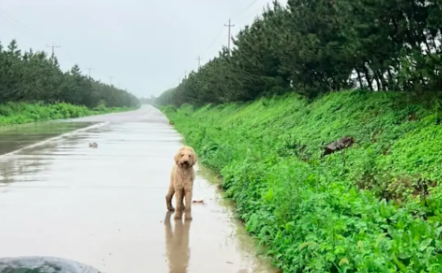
[184, 189, 192, 221]
[174, 189, 184, 219]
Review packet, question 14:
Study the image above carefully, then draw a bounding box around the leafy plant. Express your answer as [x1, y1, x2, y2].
[162, 91, 442, 273]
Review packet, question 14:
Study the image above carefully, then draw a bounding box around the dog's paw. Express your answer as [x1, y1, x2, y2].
[167, 207, 175, 212]
[185, 216, 193, 221]
[174, 214, 182, 220]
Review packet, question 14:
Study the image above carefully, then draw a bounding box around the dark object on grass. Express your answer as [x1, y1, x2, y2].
[322, 136, 355, 157]
[0, 256, 102, 273]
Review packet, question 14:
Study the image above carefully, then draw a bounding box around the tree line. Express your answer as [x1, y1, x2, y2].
[139, 95, 156, 105]
[0, 39, 139, 108]
[156, 0, 442, 106]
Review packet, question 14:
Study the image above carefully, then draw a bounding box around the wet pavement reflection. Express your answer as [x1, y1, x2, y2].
[0, 105, 277, 273]
[0, 121, 97, 156]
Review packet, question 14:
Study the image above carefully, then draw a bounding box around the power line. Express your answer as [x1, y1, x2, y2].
[0, 8, 47, 44]
[0, 8, 80, 63]
[231, 0, 260, 19]
[201, 27, 225, 57]
[200, 0, 261, 60]
[0, 8, 130, 90]
[237, 6, 263, 22]
[0, 8, 91, 78]
[0, 8, 68, 61]
[179, 0, 262, 85]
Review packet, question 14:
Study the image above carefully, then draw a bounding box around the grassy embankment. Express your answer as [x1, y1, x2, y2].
[0, 102, 138, 126]
[161, 90, 442, 273]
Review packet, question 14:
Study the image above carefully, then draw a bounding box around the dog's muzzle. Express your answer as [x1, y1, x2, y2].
[181, 161, 189, 167]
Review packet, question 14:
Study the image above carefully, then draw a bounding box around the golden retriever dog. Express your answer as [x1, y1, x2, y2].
[165, 146, 197, 220]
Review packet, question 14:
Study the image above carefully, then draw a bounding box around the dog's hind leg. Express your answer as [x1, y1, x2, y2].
[165, 184, 175, 212]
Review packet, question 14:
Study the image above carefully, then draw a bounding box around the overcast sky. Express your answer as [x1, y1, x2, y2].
[0, 0, 287, 98]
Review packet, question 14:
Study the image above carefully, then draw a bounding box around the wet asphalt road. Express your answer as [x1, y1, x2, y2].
[0, 105, 276, 273]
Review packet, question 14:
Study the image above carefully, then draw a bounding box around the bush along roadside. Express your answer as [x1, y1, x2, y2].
[161, 90, 442, 273]
[0, 102, 138, 126]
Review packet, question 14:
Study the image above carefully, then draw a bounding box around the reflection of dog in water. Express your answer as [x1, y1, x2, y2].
[164, 211, 191, 273]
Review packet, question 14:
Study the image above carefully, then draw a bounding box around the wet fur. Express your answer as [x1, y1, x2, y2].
[165, 146, 197, 220]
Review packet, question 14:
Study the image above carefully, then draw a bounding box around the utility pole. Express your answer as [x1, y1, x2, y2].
[46, 43, 60, 56]
[184, 70, 187, 79]
[196, 56, 202, 69]
[224, 19, 234, 52]
[87, 67, 93, 78]
[109, 76, 113, 85]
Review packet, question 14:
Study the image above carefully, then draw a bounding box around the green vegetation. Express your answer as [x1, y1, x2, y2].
[0, 39, 139, 114]
[0, 102, 135, 126]
[156, 0, 442, 106]
[155, 0, 442, 271]
[162, 91, 442, 272]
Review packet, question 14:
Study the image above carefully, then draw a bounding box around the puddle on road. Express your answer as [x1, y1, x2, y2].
[0, 121, 99, 185]
[0, 121, 98, 156]
[0, 106, 280, 273]
[0, 136, 92, 186]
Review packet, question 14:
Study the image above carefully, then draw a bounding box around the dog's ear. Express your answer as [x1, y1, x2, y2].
[190, 149, 198, 166]
[174, 150, 181, 165]
[192, 152, 198, 166]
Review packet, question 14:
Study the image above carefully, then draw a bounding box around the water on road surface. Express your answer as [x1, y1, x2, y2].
[0, 105, 277, 273]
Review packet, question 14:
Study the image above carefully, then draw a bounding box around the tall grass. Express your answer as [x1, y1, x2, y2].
[162, 90, 442, 273]
[0, 102, 137, 126]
